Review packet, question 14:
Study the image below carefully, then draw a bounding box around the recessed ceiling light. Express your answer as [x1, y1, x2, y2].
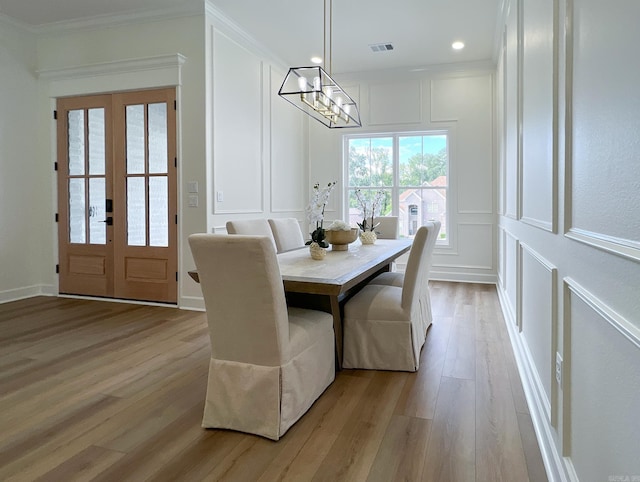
[310, 56, 322, 64]
[452, 41, 465, 50]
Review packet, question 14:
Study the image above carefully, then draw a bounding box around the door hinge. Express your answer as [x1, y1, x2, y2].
[55, 213, 59, 222]
[56, 264, 59, 274]
[53, 110, 58, 120]
[176, 272, 178, 281]
[174, 100, 177, 110]
[175, 214, 178, 225]
[54, 162, 58, 171]
[174, 157, 177, 168]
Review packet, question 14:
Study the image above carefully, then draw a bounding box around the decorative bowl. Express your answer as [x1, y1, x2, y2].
[325, 227, 359, 251]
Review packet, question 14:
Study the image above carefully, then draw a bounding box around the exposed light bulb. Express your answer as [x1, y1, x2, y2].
[297, 76, 307, 91]
[313, 76, 321, 91]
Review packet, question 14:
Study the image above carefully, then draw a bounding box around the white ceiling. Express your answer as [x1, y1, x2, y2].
[0, 0, 504, 74]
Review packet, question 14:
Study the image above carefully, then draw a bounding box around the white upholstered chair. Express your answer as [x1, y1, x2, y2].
[225, 218, 277, 250]
[369, 221, 441, 333]
[373, 216, 400, 271]
[373, 216, 399, 239]
[268, 218, 306, 253]
[342, 224, 436, 371]
[188, 234, 335, 440]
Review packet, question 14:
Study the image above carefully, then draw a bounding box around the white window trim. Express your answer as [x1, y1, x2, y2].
[343, 129, 452, 247]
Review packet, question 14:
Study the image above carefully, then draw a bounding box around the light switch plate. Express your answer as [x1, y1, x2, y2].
[187, 181, 198, 193]
[188, 194, 198, 207]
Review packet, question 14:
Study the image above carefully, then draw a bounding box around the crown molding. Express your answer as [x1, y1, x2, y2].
[336, 59, 496, 83]
[37, 53, 187, 81]
[0, 13, 38, 33]
[33, 3, 203, 35]
[204, 0, 289, 71]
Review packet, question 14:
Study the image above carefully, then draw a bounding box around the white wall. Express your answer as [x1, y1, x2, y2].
[497, 0, 640, 480]
[0, 18, 44, 302]
[308, 69, 497, 283]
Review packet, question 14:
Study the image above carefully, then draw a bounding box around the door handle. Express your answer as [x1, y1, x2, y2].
[101, 217, 113, 225]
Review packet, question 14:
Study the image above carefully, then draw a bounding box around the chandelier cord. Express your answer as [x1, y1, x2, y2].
[323, 0, 333, 76]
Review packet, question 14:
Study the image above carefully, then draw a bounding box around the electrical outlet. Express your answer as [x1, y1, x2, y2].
[216, 191, 224, 202]
[555, 352, 563, 386]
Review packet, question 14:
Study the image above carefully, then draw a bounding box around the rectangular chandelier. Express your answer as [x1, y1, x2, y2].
[278, 66, 361, 128]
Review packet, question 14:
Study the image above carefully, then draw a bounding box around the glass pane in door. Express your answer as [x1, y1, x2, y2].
[127, 177, 146, 246]
[88, 108, 105, 175]
[126, 105, 145, 175]
[67, 110, 85, 176]
[89, 178, 106, 244]
[69, 178, 86, 243]
[148, 103, 168, 174]
[149, 176, 168, 247]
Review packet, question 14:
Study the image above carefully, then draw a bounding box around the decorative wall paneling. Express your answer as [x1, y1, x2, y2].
[563, 0, 640, 262]
[520, 0, 558, 233]
[498, 0, 640, 479]
[433, 223, 493, 270]
[520, 243, 557, 423]
[496, 39, 506, 218]
[269, 65, 305, 213]
[368, 80, 422, 125]
[503, 0, 521, 220]
[498, 229, 520, 331]
[211, 29, 264, 215]
[497, 227, 505, 288]
[563, 278, 640, 480]
[430, 75, 493, 218]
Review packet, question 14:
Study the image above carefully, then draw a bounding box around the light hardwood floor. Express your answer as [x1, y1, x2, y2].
[0, 282, 547, 481]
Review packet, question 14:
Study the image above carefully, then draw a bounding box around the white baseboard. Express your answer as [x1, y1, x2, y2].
[496, 286, 575, 482]
[180, 296, 205, 311]
[2, 284, 205, 313]
[430, 269, 497, 284]
[0, 284, 55, 304]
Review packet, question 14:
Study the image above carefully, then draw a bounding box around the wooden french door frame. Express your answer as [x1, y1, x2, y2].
[57, 88, 177, 303]
[57, 94, 114, 298]
[112, 89, 178, 303]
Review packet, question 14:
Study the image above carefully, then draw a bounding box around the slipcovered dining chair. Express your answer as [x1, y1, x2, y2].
[369, 221, 441, 334]
[342, 224, 436, 371]
[188, 234, 335, 440]
[373, 216, 399, 239]
[268, 218, 306, 253]
[226, 218, 277, 250]
[373, 215, 400, 271]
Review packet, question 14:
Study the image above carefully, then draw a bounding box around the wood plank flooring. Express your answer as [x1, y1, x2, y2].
[0, 282, 547, 481]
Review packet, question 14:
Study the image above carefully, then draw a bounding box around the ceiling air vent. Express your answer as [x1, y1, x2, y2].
[369, 43, 394, 52]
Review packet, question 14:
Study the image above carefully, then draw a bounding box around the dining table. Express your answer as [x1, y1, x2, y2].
[189, 238, 412, 369]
